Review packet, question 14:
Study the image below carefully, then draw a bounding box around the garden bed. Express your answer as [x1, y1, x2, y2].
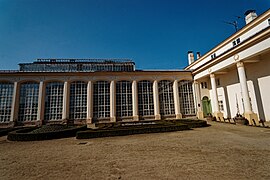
[77, 119, 208, 139]
[7, 124, 87, 141]
[76, 123, 189, 139]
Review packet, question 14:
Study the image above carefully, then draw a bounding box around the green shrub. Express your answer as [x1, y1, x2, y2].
[0, 127, 27, 137]
[76, 123, 189, 139]
[7, 125, 87, 141]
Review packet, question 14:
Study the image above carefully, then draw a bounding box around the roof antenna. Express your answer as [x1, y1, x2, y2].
[223, 20, 238, 32]
[222, 15, 242, 32]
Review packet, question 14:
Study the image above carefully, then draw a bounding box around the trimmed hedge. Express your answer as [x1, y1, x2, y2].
[169, 119, 208, 128]
[0, 127, 26, 137]
[7, 125, 87, 141]
[76, 123, 189, 139]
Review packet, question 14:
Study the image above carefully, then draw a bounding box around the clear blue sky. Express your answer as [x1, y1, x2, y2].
[0, 0, 269, 70]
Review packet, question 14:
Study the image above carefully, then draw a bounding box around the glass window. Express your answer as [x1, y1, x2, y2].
[0, 82, 13, 122]
[158, 80, 175, 115]
[116, 81, 132, 118]
[218, 100, 224, 111]
[44, 82, 64, 121]
[138, 80, 154, 116]
[18, 82, 39, 121]
[93, 81, 110, 119]
[178, 80, 195, 115]
[69, 81, 87, 120]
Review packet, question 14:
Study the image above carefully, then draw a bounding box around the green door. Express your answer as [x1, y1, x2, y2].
[202, 96, 212, 117]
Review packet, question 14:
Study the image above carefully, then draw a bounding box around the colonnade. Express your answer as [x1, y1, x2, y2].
[197, 61, 259, 124]
[0, 78, 196, 125]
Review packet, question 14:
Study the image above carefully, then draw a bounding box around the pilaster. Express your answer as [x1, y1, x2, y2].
[62, 81, 70, 120]
[86, 81, 93, 124]
[153, 80, 161, 120]
[10, 81, 19, 125]
[173, 80, 182, 119]
[132, 80, 139, 121]
[110, 80, 116, 122]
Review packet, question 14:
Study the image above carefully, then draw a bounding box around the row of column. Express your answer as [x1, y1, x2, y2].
[9, 79, 183, 123]
[206, 61, 258, 124]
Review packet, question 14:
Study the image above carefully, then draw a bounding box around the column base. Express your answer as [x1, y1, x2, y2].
[175, 113, 182, 119]
[110, 116, 116, 122]
[214, 112, 224, 122]
[155, 114, 161, 120]
[87, 123, 96, 129]
[86, 118, 93, 124]
[197, 111, 204, 119]
[133, 115, 139, 121]
[244, 112, 259, 125]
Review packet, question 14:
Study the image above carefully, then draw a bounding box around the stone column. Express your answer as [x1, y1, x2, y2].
[210, 74, 223, 121]
[62, 81, 70, 121]
[173, 80, 182, 119]
[194, 81, 204, 119]
[86, 81, 93, 125]
[110, 80, 116, 122]
[10, 81, 19, 126]
[153, 80, 161, 120]
[236, 61, 258, 125]
[37, 81, 45, 125]
[132, 80, 139, 121]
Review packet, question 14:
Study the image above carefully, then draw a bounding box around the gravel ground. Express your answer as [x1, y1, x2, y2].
[0, 121, 270, 180]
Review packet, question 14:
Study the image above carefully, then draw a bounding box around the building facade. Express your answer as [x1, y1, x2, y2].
[0, 59, 195, 127]
[186, 9, 270, 124]
[1, 9, 269, 128]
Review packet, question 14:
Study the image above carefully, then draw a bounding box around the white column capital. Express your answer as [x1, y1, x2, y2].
[210, 73, 215, 78]
[236, 61, 244, 68]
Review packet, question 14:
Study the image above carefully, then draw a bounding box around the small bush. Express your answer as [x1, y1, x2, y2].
[7, 125, 87, 141]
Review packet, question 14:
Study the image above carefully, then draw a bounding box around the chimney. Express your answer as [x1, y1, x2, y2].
[196, 52, 201, 59]
[244, 10, 257, 24]
[188, 51, 194, 65]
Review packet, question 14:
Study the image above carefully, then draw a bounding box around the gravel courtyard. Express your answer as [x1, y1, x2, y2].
[1, 121, 270, 180]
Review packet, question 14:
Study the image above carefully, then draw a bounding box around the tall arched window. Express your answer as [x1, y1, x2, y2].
[93, 81, 110, 119]
[138, 80, 154, 116]
[18, 82, 39, 121]
[45, 82, 64, 121]
[158, 80, 175, 115]
[178, 80, 195, 115]
[116, 80, 132, 117]
[0, 82, 13, 122]
[69, 81, 87, 120]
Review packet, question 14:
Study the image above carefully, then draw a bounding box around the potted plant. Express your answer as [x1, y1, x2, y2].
[234, 113, 248, 125]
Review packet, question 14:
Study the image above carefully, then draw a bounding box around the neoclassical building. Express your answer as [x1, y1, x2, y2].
[0, 59, 195, 127]
[186, 9, 270, 125]
[1, 9, 269, 128]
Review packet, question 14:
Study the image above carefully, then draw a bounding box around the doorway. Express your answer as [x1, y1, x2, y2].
[202, 96, 212, 117]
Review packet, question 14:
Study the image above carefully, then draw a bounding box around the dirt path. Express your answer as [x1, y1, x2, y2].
[1, 122, 270, 180]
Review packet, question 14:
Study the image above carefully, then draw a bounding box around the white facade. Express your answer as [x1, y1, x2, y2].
[186, 9, 270, 124]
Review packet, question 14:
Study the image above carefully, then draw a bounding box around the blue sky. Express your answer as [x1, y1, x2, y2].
[0, 0, 269, 70]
